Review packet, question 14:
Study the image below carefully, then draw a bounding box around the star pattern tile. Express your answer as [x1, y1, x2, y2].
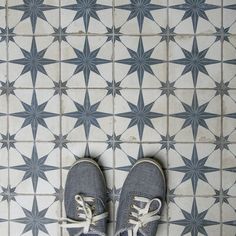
[9, 0, 58, 34]
[63, 37, 110, 86]
[116, 37, 165, 87]
[11, 90, 58, 140]
[116, 90, 165, 140]
[116, 0, 166, 33]
[170, 198, 219, 235]
[62, 0, 111, 33]
[170, 0, 221, 33]
[171, 91, 219, 140]
[169, 144, 218, 194]
[171, 37, 219, 87]
[63, 89, 111, 140]
[0, 1, 235, 236]
[12, 196, 57, 236]
[10, 37, 57, 87]
[11, 145, 58, 193]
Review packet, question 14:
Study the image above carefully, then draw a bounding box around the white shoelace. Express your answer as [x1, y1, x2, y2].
[59, 194, 108, 234]
[127, 196, 162, 236]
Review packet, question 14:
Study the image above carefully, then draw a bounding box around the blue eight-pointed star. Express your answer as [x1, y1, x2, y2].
[171, 198, 218, 235]
[64, 90, 110, 139]
[116, 0, 165, 32]
[62, 0, 111, 32]
[171, 37, 219, 87]
[10, 37, 56, 87]
[116, 37, 164, 87]
[171, 91, 218, 140]
[11, 90, 58, 140]
[117, 90, 164, 140]
[12, 145, 58, 192]
[170, 144, 218, 194]
[9, 0, 58, 33]
[170, 0, 220, 33]
[63, 37, 110, 86]
[13, 197, 57, 236]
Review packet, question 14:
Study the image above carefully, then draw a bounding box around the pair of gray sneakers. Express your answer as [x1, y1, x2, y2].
[60, 158, 166, 236]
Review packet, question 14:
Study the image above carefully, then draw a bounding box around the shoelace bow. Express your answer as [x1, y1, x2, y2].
[59, 194, 108, 234]
[128, 196, 162, 236]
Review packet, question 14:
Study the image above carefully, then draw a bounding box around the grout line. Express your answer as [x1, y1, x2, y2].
[112, 0, 116, 233]
[58, 1, 63, 236]
[5, 0, 10, 235]
[7, 192, 236, 198]
[166, 0, 170, 235]
[6, 140, 236, 144]
[9, 87, 236, 90]
[220, 0, 224, 235]
[3, 33, 236, 37]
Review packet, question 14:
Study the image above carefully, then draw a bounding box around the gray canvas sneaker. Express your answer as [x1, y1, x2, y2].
[115, 158, 166, 236]
[60, 158, 108, 236]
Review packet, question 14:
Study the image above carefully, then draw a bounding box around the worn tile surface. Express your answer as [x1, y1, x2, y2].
[0, 0, 235, 235]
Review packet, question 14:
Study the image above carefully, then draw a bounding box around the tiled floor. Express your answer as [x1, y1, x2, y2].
[0, 0, 235, 236]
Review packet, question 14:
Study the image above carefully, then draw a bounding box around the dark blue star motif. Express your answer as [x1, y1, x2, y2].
[53, 80, 68, 95]
[116, 0, 165, 32]
[171, 37, 219, 87]
[106, 133, 122, 150]
[160, 134, 176, 150]
[214, 135, 230, 151]
[170, 144, 218, 194]
[10, 37, 57, 87]
[117, 90, 164, 140]
[64, 90, 110, 140]
[224, 58, 236, 65]
[52, 26, 68, 43]
[0, 132, 16, 150]
[223, 220, 236, 227]
[214, 81, 230, 96]
[170, 0, 220, 33]
[225, 112, 236, 120]
[12, 145, 58, 192]
[9, 0, 58, 33]
[214, 26, 231, 43]
[0, 81, 15, 96]
[213, 188, 230, 205]
[168, 188, 176, 204]
[106, 80, 122, 96]
[63, 37, 110, 86]
[62, 0, 111, 32]
[0, 27, 15, 42]
[0, 185, 17, 202]
[171, 91, 219, 140]
[159, 80, 176, 97]
[224, 166, 236, 173]
[160, 26, 176, 42]
[11, 90, 58, 140]
[53, 134, 69, 149]
[224, 4, 236, 10]
[116, 37, 164, 87]
[171, 198, 218, 235]
[13, 196, 57, 236]
[107, 187, 121, 203]
[106, 26, 122, 43]
[53, 186, 64, 202]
